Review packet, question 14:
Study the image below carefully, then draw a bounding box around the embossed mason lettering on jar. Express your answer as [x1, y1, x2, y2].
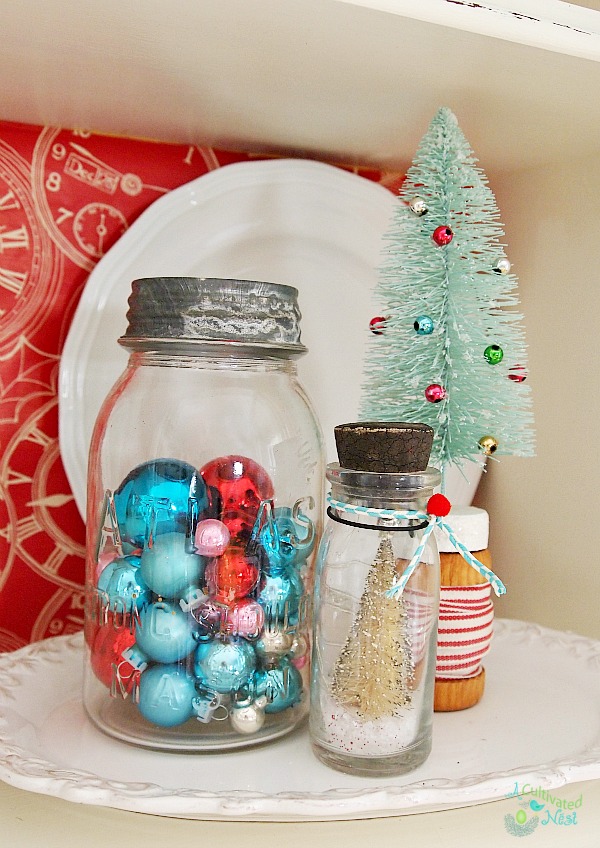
[84, 277, 323, 751]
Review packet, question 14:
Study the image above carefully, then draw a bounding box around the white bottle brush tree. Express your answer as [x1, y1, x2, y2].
[332, 534, 414, 720]
[361, 107, 535, 476]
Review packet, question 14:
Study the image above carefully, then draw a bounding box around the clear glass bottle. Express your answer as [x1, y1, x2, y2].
[84, 277, 324, 751]
[310, 422, 440, 776]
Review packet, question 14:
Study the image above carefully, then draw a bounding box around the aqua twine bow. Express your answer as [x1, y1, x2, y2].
[326, 493, 506, 599]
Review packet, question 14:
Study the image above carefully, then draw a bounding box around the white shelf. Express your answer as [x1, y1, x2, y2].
[2, 0, 600, 173]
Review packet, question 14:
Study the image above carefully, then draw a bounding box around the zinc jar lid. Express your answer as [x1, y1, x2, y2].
[119, 277, 307, 356]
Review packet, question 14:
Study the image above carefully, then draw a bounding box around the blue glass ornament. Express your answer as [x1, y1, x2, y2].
[248, 502, 315, 574]
[140, 531, 205, 597]
[135, 600, 198, 663]
[138, 664, 196, 727]
[414, 315, 434, 335]
[253, 658, 303, 713]
[96, 554, 150, 614]
[114, 458, 210, 550]
[194, 638, 256, 694]
[257, 569, 304, 625]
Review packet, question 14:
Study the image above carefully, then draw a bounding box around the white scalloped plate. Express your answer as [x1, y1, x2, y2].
[0, 620, 598, 821]
[58, 158, 483, 518]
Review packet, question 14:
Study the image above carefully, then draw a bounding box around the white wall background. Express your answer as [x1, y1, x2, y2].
[475, 153, 600, 638]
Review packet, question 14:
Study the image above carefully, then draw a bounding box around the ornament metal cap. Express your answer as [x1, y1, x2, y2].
[120, 277, 306, 357]
[334, 422, 434, 473]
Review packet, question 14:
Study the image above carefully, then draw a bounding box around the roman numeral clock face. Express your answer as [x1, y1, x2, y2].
[0, 139, 63, 349]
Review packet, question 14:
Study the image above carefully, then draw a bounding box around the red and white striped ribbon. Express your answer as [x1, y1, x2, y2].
[435, 583, 494, 679]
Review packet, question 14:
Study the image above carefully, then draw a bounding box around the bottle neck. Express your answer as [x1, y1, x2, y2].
[327, 463, 440, 513]
[127, 349, 298, 373]
[329, 482, 433, 516]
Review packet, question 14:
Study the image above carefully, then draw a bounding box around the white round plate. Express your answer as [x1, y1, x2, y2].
[58, 158, 482, 517]
[0, 620, 598, 821]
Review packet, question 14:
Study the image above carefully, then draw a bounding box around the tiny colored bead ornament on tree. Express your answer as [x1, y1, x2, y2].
[369, 316, 387, 335]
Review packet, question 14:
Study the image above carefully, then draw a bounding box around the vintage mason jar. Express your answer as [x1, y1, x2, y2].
[84, 277, 324, 751]
[310, 422, 440, 776]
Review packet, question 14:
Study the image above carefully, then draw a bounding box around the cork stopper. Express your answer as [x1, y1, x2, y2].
[334, 422, 434, 473]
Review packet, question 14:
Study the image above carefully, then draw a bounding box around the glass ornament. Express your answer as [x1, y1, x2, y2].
[90, 619, 137, 690]
[414, 315, 434, 335]
[478, 435, 499, 455]
[114, 458, 209, 551]
[205, 547, 260, 604]
[230, 698, 267, 734]
[425, 383, 446, 403]
[432, 225, 453, 246]
[194, 518, 230, 556]
[200, 455, 274, 545]
[508, 364, 527, 383]
[251, 502, 316, 574]
[223, 598, 265, 639]
[84, 277, 322, 751]
[408, 196, 428, 216]
[135, 601, 198, 664]
[139, 531, 204, 597]
[484, 344, 504, 365]
[96, 554, 150, 614]
[254, 627, 295, 664]
[137, 665, 197, 728]
[254, 658, 304, 713]
[257, 570, 304, 625]
[194, 638, 256, 694]
[369, 316, 386, 335]
[494, 257, 511, 275]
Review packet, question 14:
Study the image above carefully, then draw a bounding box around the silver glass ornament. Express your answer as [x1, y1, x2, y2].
[494, 258, 511, 275]
[408, 196, 428, 216]
[254, 628, 294, 663]
[230, 696, 268, 734]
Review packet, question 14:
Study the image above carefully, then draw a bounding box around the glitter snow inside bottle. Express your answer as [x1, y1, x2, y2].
[309, 422, 441, 776]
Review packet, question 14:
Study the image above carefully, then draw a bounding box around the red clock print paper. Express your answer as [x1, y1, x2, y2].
[0, 120, 399, 651]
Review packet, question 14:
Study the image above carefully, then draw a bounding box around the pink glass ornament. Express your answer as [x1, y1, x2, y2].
[194, 518, 230, 556]
[425, 383, 447, 403]
[432, 225, 453, 246]
[224, 598, 265, 639]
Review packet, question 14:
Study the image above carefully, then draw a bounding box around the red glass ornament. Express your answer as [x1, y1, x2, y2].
[90, 618, 137, 690]
[200, 455, 274, 542]
[205, 547, 260, 604]
[508, 364, 527, 383]
[427, 494, 452, 517]
[369, 316, 386, 335]
[432, 225, 453, 246]
[425, 383, 446, 403]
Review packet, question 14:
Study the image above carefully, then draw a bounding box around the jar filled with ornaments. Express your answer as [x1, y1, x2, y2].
[84, 277, 324, 751]
[310, 422, 441, 776]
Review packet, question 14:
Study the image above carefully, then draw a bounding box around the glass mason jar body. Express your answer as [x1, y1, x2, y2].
[310, 464, 441, 776]
[84, 345, 323, 751]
